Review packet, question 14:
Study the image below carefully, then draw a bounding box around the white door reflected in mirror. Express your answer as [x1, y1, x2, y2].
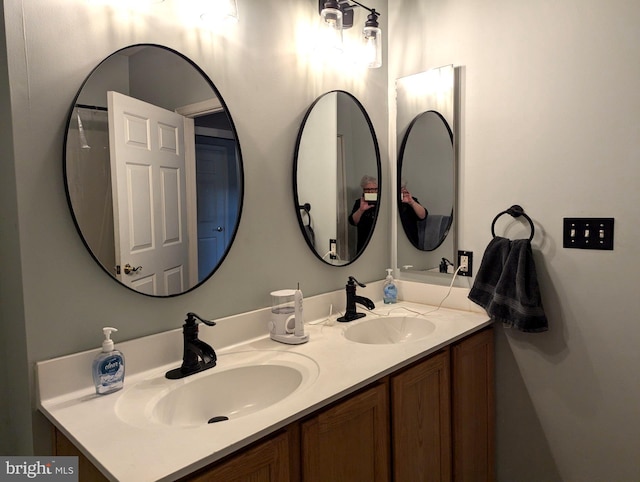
[109, 91, 189, 296]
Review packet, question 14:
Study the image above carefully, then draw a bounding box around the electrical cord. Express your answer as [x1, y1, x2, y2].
[321, 251, 341, 261]
[363, 265, 464, 318]
[310, 265, 464, 327]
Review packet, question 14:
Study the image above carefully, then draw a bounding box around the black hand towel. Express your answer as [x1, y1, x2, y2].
[468, 236, 511, 309]
[469, 237, 548, 332]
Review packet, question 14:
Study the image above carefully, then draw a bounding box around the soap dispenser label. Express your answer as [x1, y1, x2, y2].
[100, 356, 121, 375]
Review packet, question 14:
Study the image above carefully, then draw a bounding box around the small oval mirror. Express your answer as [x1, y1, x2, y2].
[293, 91, 381, 265]
[398, 110, 454, 251]
[64, 44, 243, 297]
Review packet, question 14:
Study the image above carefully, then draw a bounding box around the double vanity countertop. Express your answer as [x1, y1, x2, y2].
[36, 281, 491, 481]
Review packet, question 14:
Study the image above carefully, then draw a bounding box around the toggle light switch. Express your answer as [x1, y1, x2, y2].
[563, 218, 614, 250]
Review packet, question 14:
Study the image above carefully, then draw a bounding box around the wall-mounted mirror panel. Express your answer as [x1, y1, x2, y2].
[293, 91, 381, 265]
[395, 65, 458, 277]
[64, 44, 243, 297]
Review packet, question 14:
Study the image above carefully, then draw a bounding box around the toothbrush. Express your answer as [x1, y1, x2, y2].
[294, 283, 304, 337]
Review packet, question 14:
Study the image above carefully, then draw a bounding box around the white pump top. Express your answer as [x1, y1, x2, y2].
[101, 327, 118, 352]
[386, 268, 393, 280]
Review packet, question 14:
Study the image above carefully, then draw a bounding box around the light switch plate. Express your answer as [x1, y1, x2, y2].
[563, 218, 614, 250]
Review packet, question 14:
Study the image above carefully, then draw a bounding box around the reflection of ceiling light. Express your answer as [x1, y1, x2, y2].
[318, 0, 382, 68]
[201, 0, 239, 28]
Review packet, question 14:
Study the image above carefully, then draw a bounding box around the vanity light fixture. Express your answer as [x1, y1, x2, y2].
[362, 9, 381, 68]
[318, 0, 382, 68]
[201, 0, 239, 27]
[320, 0, 345, 53]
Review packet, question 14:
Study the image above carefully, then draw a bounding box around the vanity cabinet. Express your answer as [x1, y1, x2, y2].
[391, 348, 452, 481]
[301, 381, 390, 482]
[54, 430, 108, 482]
[451, 327, 495, 481]
[182, 429, 294, 482]
[53, 426, 295, 482]
[50, 327, 493, 481]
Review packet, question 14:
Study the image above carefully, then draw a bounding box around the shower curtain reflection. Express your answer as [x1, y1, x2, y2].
[66, 107, 115, 272]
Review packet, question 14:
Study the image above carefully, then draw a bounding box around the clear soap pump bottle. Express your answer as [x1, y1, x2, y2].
[92, 327, 125, 395]
[383, 268, 397, 304]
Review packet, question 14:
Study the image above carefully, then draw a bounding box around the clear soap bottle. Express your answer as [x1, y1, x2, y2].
[383, 268, 397, 304]
[92, 327, 125, 395]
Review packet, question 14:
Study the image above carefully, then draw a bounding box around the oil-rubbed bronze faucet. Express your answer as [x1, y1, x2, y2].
[166, 312, 217, 380]
[337, 276, 375, 322]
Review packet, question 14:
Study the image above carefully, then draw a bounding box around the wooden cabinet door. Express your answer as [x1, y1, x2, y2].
[452, 327, 495, 482]
[54, 429, 108, 482]
[184, 431, 292, 482]
[301, 381, 390, 482]
[391, 348, 452, 482]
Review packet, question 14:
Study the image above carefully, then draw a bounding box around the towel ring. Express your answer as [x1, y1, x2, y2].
[491, 204, 535, 241]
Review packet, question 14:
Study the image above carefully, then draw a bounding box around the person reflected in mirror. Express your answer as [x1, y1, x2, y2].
[399, 182, 427, 247]
[349, 175, 379, 253]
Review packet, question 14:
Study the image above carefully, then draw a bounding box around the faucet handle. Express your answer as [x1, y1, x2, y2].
[185, 312, 217, 327]
[348, 276, 366, 288]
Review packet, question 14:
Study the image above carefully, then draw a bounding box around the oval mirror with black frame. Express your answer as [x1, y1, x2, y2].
[398, 110, 454, 252]
[64, 44, 243, 297]
[293, 91, 381, 266]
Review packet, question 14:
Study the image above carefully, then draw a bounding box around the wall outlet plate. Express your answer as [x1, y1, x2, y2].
[329, 239, 337, 259]
[457, 250, 473, 277]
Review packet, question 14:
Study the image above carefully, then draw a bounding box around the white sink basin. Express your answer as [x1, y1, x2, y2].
[344, 316, 436, 344]
[116, 350, 319, 428]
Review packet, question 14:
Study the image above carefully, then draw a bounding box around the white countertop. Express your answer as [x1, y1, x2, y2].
[36, 281, 490, 481]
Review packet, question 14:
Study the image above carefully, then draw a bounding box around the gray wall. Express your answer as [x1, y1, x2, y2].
[389, 0, 640, 481]
[0, 0, 31, 456]
[3, 1, 640, 481]
[0, 0, 388, 455]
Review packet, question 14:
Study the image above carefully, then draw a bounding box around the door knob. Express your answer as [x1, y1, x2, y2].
[124, 263, 142, 275]
[216, 226, 224, 232]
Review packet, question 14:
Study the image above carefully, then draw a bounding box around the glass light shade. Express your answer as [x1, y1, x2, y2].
[363, 26, 382, 68]
[201, 0, 239, 27]
[321, 7, 344, 52]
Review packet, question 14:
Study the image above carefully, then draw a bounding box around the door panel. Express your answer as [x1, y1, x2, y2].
[195, 136, 237, 281]
[127, 163, 154, 251]
[108, 91, 189, 295]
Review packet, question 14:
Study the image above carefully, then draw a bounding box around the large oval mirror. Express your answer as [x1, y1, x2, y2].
[293, 91, 381, 265]
[398, 110, 454, 251]
[64, 44, 243, 297]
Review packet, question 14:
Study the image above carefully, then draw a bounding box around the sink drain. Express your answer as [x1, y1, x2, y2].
[207, 416, 229, 424]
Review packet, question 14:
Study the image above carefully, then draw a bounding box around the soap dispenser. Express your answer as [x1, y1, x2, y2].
[383, 269, 397, 304]
[92, 327, 125, 395]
